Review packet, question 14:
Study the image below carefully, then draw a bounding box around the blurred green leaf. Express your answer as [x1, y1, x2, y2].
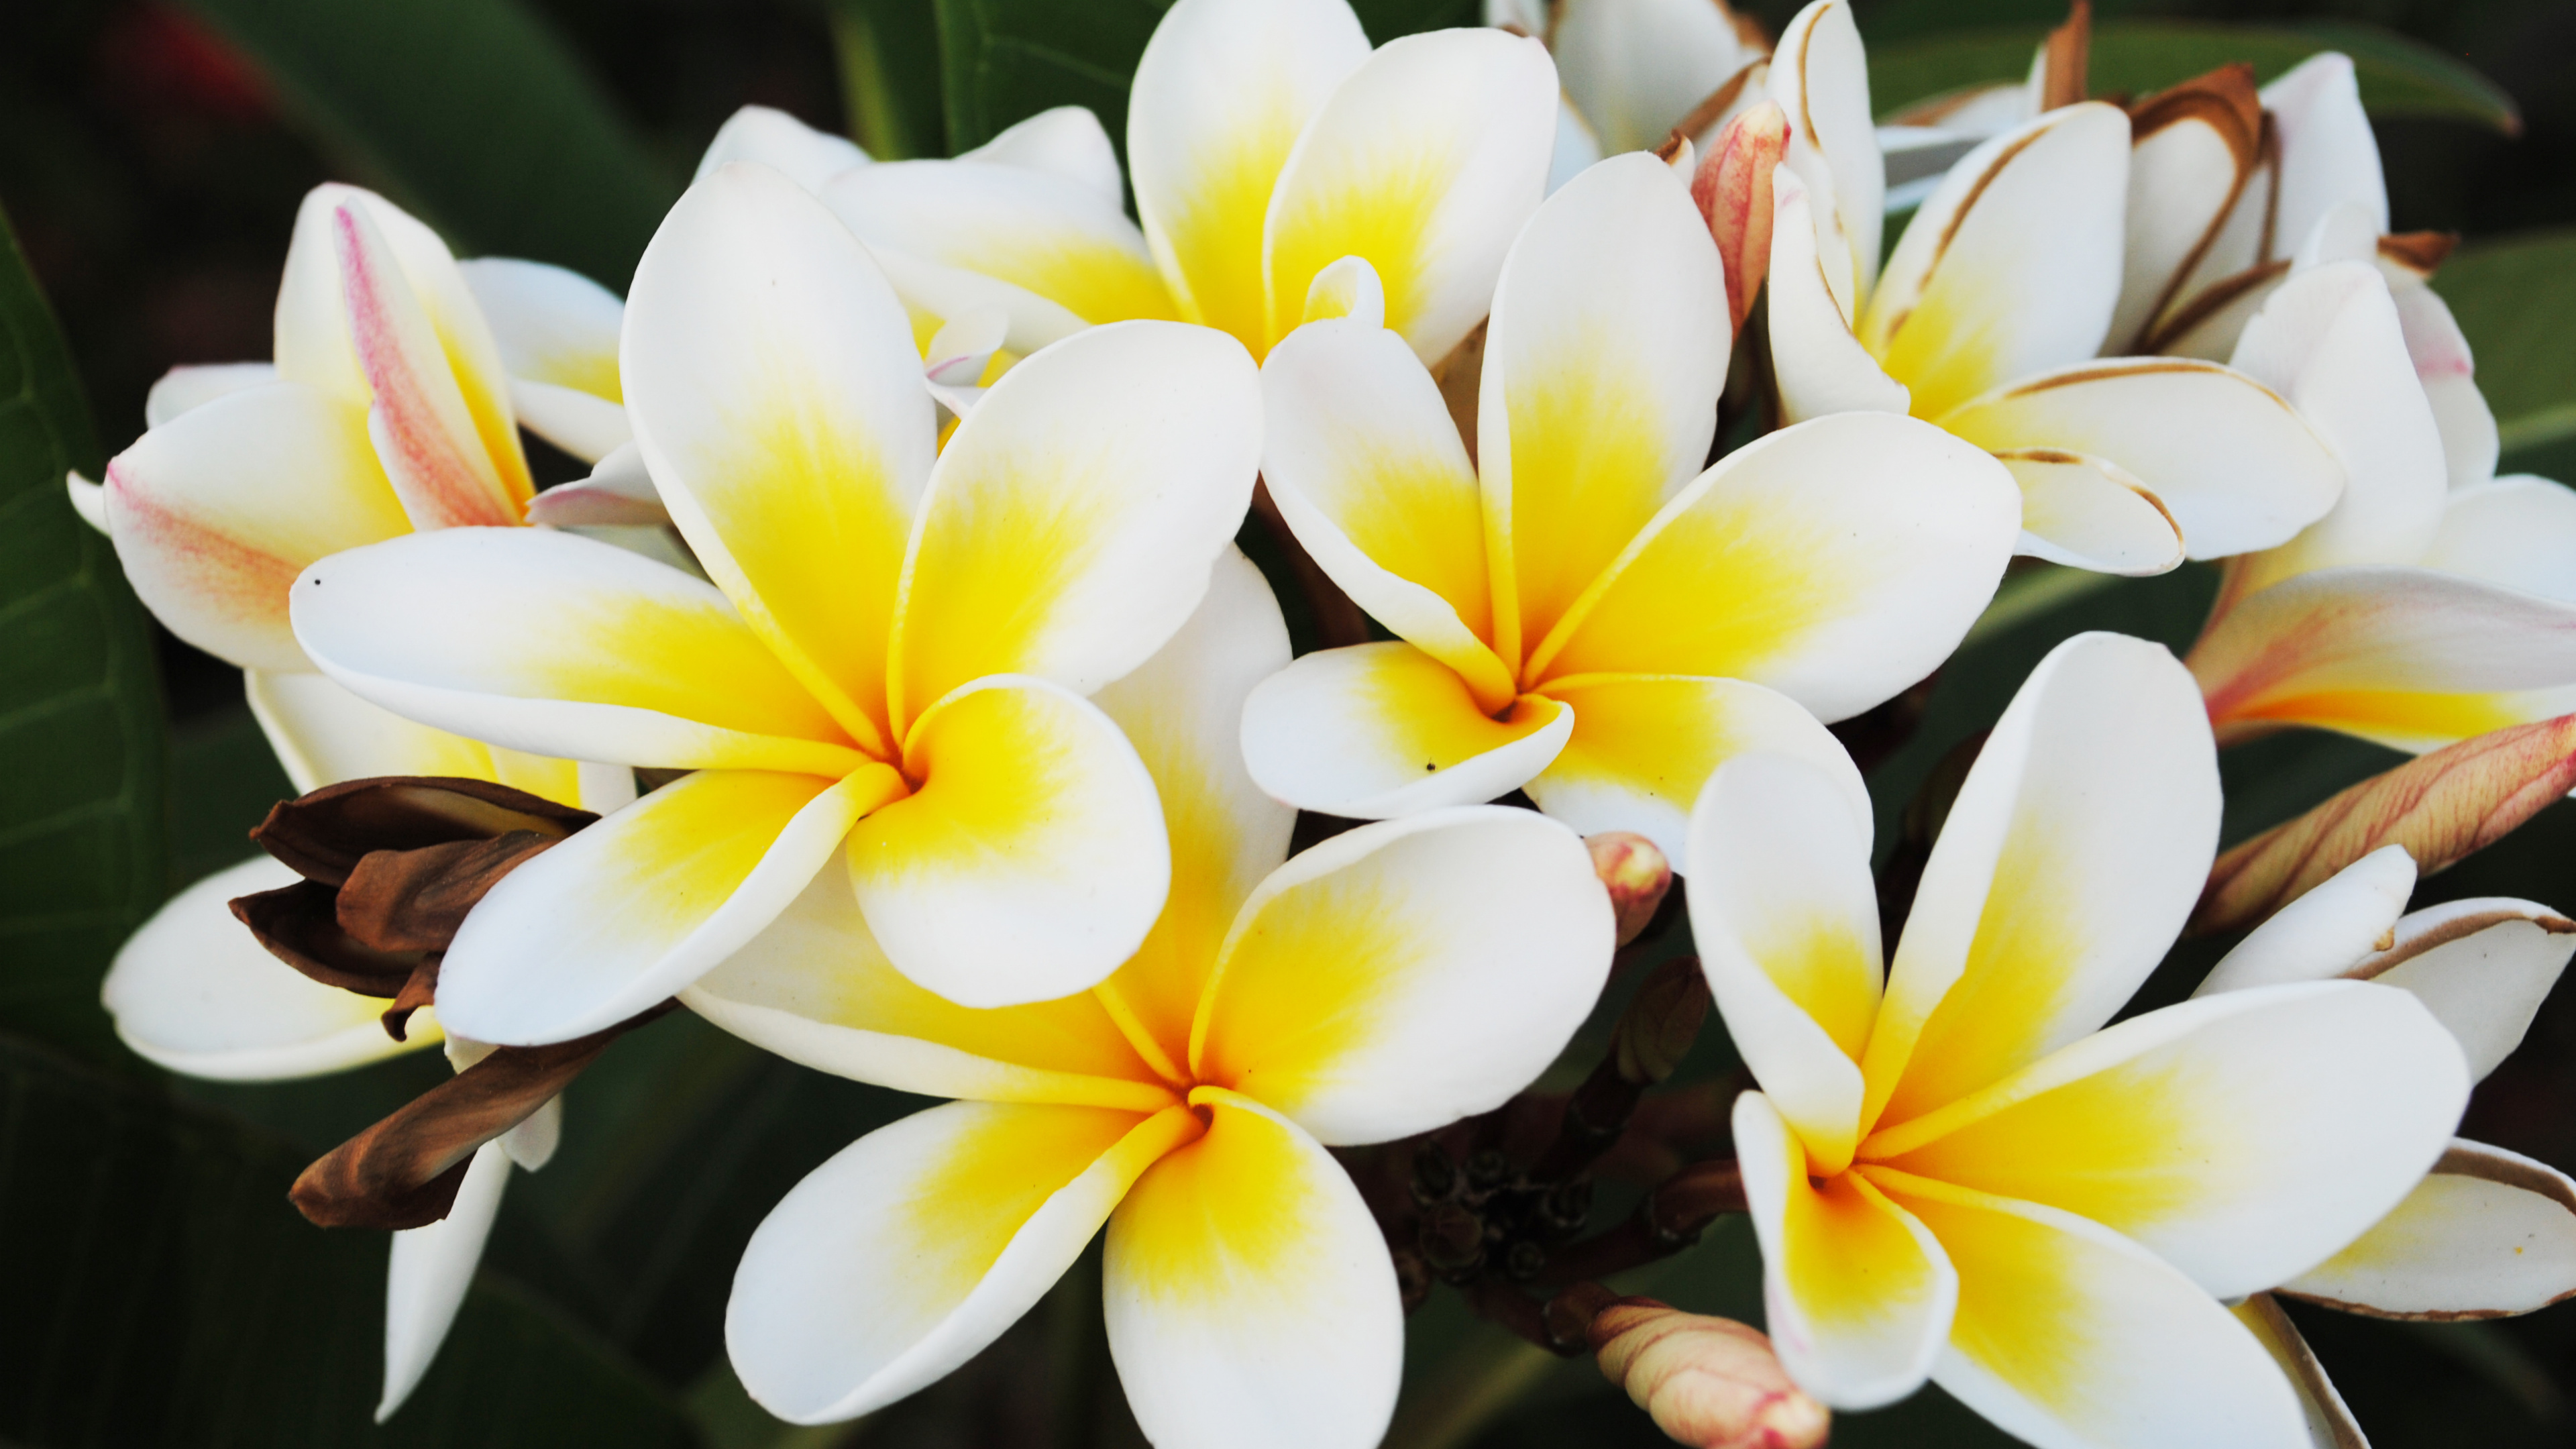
[0, 1030, 699, 1448]
[831, 0, 947, 160]
[0, 203, 166, 1065]
[179, 0, 678, 287]
[1869, 20, 2522, 136]
[168, 703, 295, 889]
[2434, 229, 2576, 458]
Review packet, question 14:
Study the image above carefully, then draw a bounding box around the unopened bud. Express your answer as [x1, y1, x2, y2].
[1419, 1201, 1485, 1278]
[1614, 956, 1710, 1086]
[1589, 1299, 1829, 1449]
[1691, 101, 1787, 333]
[1588, 832, 1672, 947]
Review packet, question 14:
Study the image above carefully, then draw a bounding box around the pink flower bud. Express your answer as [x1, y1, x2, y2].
[1690, 101, 1788, 333]
[1587, 831, 1672, 946]
[1589, 1298, 1829, 1449]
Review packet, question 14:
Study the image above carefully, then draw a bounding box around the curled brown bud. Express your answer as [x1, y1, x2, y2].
[1587, 832, 1672, 947]
[1589, 1297, 1828, 1449]
[1690, 101, 1787, 333]
[290, 1002, 672, 1229]
[2039, 0, 2092, 111]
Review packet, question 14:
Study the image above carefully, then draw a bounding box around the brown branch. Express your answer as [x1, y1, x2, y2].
[1532, 1158, 1746, 1290]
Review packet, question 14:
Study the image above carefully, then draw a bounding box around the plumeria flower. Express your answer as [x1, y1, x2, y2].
[2185, 248, 2576, 753]
[2195, 845, 2576, 1313]
[1242, 149, 2019, 866]
[287, 162, 1260, 1037]
[1485, 0, 1772, 166]
[687, 551, 1617, 1445]
[817, 0, 1558, 368]
[1688, 631, 2469, 1446]
[2107, 54, 2504, 490]
[1764, 0, 2347, 578]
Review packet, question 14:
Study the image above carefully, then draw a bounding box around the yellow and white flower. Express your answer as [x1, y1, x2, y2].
[690, 551, 1617, 1444]
[1764, 0, 2348, 577]
[2184, 249, 2576, 752]
[1688, 631, 2468, 1445]
[1240, 148, 2019, 865]
[816, 0, 1558, 367]
[286, 162, 1260, 1038]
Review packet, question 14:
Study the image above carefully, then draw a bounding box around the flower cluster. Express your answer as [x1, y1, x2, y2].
[79, 1, 2576, 1446]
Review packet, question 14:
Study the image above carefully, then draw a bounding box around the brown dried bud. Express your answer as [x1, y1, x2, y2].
[291, 1002, 672, 1229]
[1587, 832, 1672, 947]
[1614, 956, 1711, 1087]
[1589, 1297, 1829, 1449]
[229, 777, 596, 1038]
[2039, 1, 2092, 111]
[1690, 101, 1787, 333]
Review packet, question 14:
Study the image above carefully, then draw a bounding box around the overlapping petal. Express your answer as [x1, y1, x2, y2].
[2189, 566, 2576, 751]
[730, 1099, 1196, 1424]
[1238, 642, 1572, 818]
[1189, 807, 1611, 1144]
[1550, 0, 1758, 155]
[1862, 104, 2131, 420]
[1128, 0, 1371, 344]
[849, 677, 1171, 1010]
[888, 319, 1260, 727]
[290, 528, 864, 775]
[1526, 674, 1866, 871]
[437, 765, 902, 1044]
[1736, 1093, 1957, 1410]
[1864, 632, 2219, 1128]
[692, 104, 869, 191]
[380, 1142, 510, 1420]
[244, 669, 584, 805]
[144, 361, 276, 427]
[961, 105, 1126, 206]
[1766, 166, 1911, 424]
[1688, 757, 1880, 1172]
[2282, 1140, 2576, 1318]
[2421, 475, 2576, 602]
[1862, 980, 2469, 1301]
[458, 256, 629, 462]
[624, 160, 936, 752]
[2193, 844, 2416, 997]
[2263, 55, 2388, 262]
[1938, 360, 2343, 561]
[1870, 1170, 2311, 1449]
[1480, 152, 1729, 652]
[1527, 412, 2018, 724]
[1106, 1091, 1401, 1449]
[101, 855, 441, 1079]
[1769, 0, 1883, 309]
[2347, 897, 2576, 1080]
[103, 382, 409, 671]
[1263, 27, 1558, 362]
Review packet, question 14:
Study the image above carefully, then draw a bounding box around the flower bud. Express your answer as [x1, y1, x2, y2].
[1587, 831, 1672, 947]
[1613, 956, 1710, 1087]
[1588, 1297, 1829, 1449]
[1690, 101, 1787, 333]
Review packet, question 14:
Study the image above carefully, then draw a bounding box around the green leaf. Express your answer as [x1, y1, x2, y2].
[2432, 229, 2576, 458]
[0, 204, 167, 1065]
[168, 704, 296, 890]
[178, 0, 679, 288]
[1868, 20, 2522, 137]
[830, 0, 947, 161]
[0, 1030, 700, 1448]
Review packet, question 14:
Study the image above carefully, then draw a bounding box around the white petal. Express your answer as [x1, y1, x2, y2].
[731, 1100, 1191, 1424]
[1766, 165, 1910, 425]
[2196, 844, 2417, 997]
[1550, 0, 1756, 155]
[64, 470, 107, 533]
[145, 362, 278, 427]
[2352, 896, 2576, 1081]
[508, 379, 631, 463]
[1997, 450, 2186, 576]
[1769, 0, 1884, 305]
[2386, 280, 2498, 490]
[694, 105, 870, 191]
[2231, 260, 2447, 582]
[2283, 1139, 2576, 1319]
[101, 855, 439, 1079]
[1238, 642, 1574, 818]
[1191, 807, 1613, 1144]
[960, 105, 1125, 207]
[378, 1142, 509, 1421]
[2422, 474, 2576, 603]
[1106, 1092, 1401, 1449]
[2261, 55, 2389, 264]
[456, 257, 624, 399]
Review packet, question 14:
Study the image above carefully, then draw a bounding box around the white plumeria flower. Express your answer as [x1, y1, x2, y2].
[1763, 0, 2349, 578]
[286, 162, 1260, 1037]
[2186, 248, 2576, 753]
[2109, 51, 2504, 492]
[1688, 631, 2470, 1447]
[816, 0, 1557, 367]
[1240, 149, 2019, 867]
[691, 551, 1616, 1445]
[1486, 0, 1771, 160]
